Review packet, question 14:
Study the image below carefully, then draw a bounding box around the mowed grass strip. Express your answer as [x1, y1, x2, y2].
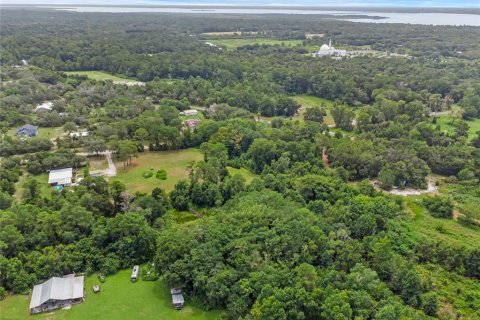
[112, 149, 203, 193]
[207, 38, 304, 50]
[0, 269, 223, 320]
[64, 71, 133, 82]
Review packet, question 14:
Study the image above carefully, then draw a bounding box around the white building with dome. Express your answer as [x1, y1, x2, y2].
[316, 39, 347, 57]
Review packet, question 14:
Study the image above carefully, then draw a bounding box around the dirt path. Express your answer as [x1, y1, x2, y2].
[103, 150, 116, 177]
[77, 150, 117, 177]
[372, 178, 438, 196]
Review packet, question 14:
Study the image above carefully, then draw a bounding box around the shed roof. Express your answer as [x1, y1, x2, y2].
[171, 294, 184, 305]
[29, 276, 84, 309]
[48, 168, 73, 185]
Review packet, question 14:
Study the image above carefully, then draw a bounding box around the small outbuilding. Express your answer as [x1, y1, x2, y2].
[180, 109, 198, 116]
[131, 265, 139, 282]
[35, 102, 54, 112]
[170, 288, 185, 310]
[92, 285, 100, 293]
[48, 168, 73, 187]
[16, 124, 38, 138]
[29, 275, 84, 314]
[69, 131, 89, 138]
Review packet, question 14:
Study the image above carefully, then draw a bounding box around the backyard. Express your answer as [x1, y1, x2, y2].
[0, 269, 223, 320]
[112, 149, 203, 193]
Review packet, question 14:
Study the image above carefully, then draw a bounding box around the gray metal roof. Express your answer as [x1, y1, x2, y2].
[171, 294, 184, 304]
[48, 168, 73, 185]
[16, 124, 38, 135]
[29, 276, 84, 309]
[170, 288, 181, 295]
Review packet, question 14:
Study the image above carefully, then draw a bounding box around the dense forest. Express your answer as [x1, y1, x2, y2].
[1, 8, 479, 320]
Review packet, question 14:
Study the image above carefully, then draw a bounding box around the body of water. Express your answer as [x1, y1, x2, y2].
[38, 6, 480, 26]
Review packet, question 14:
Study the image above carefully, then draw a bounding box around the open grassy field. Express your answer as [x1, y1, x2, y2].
[14, 173, 51, 201]
[64, 71, 133, 82]
[293, 95, 335, 125]
[417, 263, 480, 319]
[0, 269, 222, 320]
[436, 115, 480, 141]
[207, 38, 314, 51]
[403, 196, 480, 249]
[226, 166, 257, 184]
[112, 149, 203, 194]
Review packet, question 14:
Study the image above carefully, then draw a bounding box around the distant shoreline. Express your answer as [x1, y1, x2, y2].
[2, 4, 480, 15]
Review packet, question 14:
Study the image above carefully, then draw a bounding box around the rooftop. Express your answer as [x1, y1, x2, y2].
[48, 168, 73, 185]
[30, 275, 84, 309]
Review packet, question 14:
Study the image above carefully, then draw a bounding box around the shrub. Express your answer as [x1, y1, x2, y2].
[156, 169, 167, 180]
[141, 263, 160, 281]
[423, 196, 453, 219]
[143, 171, 153, 178]
[0, 286, 5, 300]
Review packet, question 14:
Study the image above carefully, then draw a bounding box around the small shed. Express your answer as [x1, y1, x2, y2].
[35, 102, 54, 112]
[131, 265, 139, 282]
[69, 131, 89, 138]
[16, 124, 38, 137]
[170, 288, 185, 310]
[180, 109, 198, 116]
[92, 285, 100, 293]
[48, 168, 73, 187]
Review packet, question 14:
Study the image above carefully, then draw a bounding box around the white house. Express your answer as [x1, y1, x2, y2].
[48, 168, 73, 186]
[180, 109, 198, 116]
[29, 275, 84, 314]
[69, 131, 89, 138]
[35, 102, 54, 112]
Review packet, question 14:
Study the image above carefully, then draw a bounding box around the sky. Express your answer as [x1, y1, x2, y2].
[2, 0, 480, 7]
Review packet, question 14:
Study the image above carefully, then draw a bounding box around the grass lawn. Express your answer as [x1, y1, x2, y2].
[226, 166, 257, 184]
[112, 149, 203, 194]
[7, 127, 64, 141]
[293, 95, 335, 125]
[403, 197, 480, 249]
[64, 71, 133, 82]
[207, 38, 308, 51]
[0, 269, 223, 320]
[14, 173, 51, 201]
[436, 115, 480, 141]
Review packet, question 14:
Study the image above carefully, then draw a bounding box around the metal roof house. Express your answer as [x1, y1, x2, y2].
[48, 168, 73, 186]
[170, 288, 185, 310]
[16, 124, 38, 137]
[29, 275, 84, 314]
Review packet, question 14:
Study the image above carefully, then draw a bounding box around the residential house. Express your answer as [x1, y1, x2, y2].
[48, 168, 73, 187]
[29, 275, 84, 314]
[16, 124, 38, 137]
